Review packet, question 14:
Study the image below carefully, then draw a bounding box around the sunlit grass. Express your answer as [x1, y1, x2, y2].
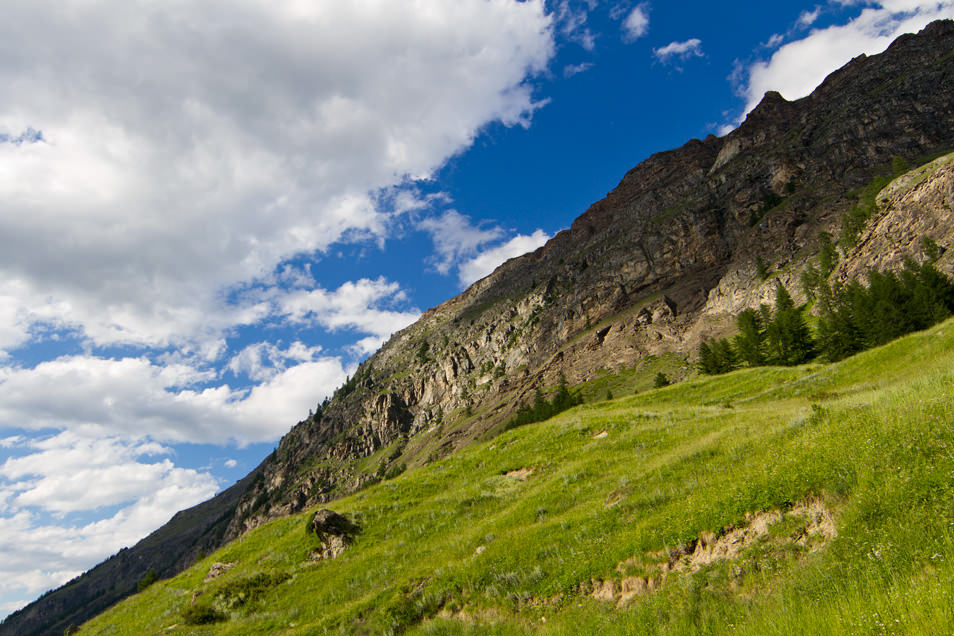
[81, 320, 954, 635]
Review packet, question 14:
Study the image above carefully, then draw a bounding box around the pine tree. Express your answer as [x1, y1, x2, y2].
[765, 284, 814, 365]
[697, 340, 717, 374]
[733, 308, 765, 366]
[713, 338, 739, 372]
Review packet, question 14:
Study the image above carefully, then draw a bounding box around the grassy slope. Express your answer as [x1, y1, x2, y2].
[82, 319, 954, 636]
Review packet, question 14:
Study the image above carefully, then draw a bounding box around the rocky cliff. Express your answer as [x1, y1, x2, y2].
[4, 19, 953, 636]
[227, 19, 954, 539]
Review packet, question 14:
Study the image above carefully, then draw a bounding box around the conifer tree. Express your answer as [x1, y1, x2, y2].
[713, 338, 739, 372]
[697, 340, 717, 375]
[765, 284, 814, 365]
[733, 308, 765, 366]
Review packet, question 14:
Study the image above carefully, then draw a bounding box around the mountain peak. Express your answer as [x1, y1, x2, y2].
[6, 18, 954, 636]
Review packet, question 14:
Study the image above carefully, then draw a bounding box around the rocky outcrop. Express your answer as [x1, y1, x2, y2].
[308, 509, 361, 561]
[6, 20, 954, 636]
[231, 20, 954, 537]
[837, 153, 954, 281]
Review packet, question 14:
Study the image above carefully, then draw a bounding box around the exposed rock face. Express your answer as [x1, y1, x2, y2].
[229, 20, 954, 539]
[308, 509, 360, 560]
[5, 20, 954, 636]
[204, 562, 236, 582]
[837, 154, 954, 281]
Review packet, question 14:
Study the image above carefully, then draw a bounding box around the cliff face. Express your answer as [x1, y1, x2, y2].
[228, 19, 954, 538]
[4, 19, 954, 636]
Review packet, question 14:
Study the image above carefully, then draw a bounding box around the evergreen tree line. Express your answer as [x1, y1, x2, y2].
[813, 259, 954, 361]
[505, 379, 583, 430]
[699, 257, 954, 374]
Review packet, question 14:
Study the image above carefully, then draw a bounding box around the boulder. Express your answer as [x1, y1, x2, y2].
[308, 509, 360, 560]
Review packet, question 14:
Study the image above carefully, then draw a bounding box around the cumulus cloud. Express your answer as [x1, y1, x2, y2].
[458, 230, 550, 286]
[419, 211, 506, 275]
[0, 355, 348, 445]
[653, 38, 704, 64]
[227, 341, 327, 382]
[418, 211, 550, 287]
[271, 277, 421, 350]
[622, 5, 650, 42]
[0, 433, 211, 514]
[0, 433, 219, 607]
[0, 0, 554, 355]
[737, 1, 954, 116]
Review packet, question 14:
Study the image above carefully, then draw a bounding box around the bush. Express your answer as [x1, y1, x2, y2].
[136, 569, 157, 593]
[181, 602, 226, 625]
[653, 373, 670, 388]
[505, 379, 583, 430]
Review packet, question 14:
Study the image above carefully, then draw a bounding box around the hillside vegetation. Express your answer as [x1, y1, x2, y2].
[81, 317, 954, 635]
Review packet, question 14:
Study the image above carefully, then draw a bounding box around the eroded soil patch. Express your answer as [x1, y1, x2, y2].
[590, 498, 836, 606]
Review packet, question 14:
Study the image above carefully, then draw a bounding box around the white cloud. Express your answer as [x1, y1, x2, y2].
[798, 8, 822, 27]
[419, 212, 550, 287]
[0, 434, 219, 606]
[0, 433, 210, 515]
[419, 211, 506, 275]
[553, 0, 598, 51]
[564, 62, 594, 78]
[737, 1, 954, 116]
[765, 33, 785, 49]
[224, 459, 237, 469]
[622, 5, 650, 42]
[272, 277, 421, 349]
[0, 436, 22, 448]
[653, 38, 704, 64]
[0, 0, 555, 355]
[0, 355, 348, 445]
[458, 230, 550, 286]
[227, 341, 326, 382]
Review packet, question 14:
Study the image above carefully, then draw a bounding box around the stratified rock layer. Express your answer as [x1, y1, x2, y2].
[4, 19, 954, 636]
[228, 20, 954, 540]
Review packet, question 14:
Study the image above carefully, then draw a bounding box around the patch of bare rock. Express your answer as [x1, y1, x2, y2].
[203, 561, 236, 582]
[307, 508, 361, 561]
[589, 498, 836, 607]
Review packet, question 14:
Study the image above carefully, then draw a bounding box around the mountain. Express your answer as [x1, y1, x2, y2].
[80, 303, 954, 634]
[3, 18, 953, 636]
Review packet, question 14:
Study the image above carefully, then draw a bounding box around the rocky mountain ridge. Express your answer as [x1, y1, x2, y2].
[228, 19, 954, 538]
[3, 19, 953, 636]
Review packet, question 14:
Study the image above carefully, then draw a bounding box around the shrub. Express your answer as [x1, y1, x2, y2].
[505, 379, 583, 430]
[136, 569, 157, 593]
[181, 602, 226, 625]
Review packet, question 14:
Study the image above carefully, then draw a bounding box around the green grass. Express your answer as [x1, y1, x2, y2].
[81, 319, 954, 635]
[576, 352, 688, 402]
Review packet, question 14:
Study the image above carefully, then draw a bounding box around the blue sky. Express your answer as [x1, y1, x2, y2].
[2, 0, 953, 618]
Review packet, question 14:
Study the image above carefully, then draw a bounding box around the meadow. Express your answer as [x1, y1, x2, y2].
[81, 317, 954, 635]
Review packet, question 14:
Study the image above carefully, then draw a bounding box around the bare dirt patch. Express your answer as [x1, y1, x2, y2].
[504, 467, 534, 481]
[590, 497, 836, 606]
[203, 562, 236, 582]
